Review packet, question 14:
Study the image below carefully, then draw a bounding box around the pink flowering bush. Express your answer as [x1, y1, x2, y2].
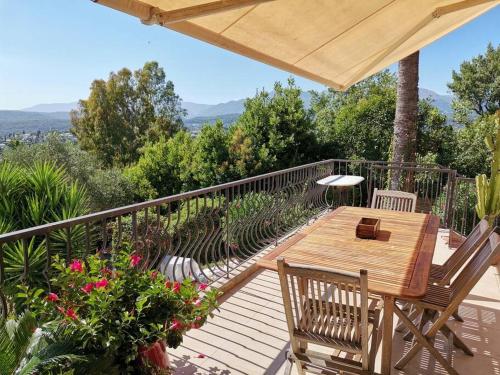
[22, 248, 219, 373]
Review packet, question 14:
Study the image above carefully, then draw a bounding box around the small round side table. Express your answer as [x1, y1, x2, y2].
[316, 175, 365, 207]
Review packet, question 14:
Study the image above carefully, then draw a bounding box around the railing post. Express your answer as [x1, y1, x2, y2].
[275, 174, 281, 247]
[367, 162, 374, 208]
[224, 189, 230, 279]
[445, 170, 457, 229]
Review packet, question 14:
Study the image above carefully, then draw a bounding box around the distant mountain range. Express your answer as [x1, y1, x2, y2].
[419, 88, 454, 117]
[0, 88, 453, 136]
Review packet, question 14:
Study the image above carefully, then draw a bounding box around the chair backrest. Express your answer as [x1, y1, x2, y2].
[277, 258, 370, 367]
[449, 229, 500, 309]
[370, 188, 417, 212]
[440, 219, 491, 284]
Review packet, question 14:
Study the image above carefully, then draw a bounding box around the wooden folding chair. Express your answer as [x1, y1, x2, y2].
[430, 219, 491, 286]
[370, 188, 417, 212]
[277, 258, 382, 375]
[396, 219, 491, 327]
[394, 230, 500, 375]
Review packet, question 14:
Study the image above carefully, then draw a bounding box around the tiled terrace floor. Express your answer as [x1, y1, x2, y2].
[170, 229, 500, 375]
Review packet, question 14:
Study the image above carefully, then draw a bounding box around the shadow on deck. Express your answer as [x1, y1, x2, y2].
[170, 229, 500, 375]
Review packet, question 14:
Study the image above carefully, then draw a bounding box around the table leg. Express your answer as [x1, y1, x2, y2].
[382, 295, 394, 375]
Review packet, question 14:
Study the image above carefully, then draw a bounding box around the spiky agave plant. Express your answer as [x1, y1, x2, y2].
[0, 162, 90, 283]
[0, 311, 84, 375]
[475, 111, 500, 227]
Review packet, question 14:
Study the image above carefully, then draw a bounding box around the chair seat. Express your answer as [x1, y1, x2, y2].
[400, 283, 451, 310]
[290, 348, 368, 375]
[430, 263, 446, 282]
[295, 299, 380, 353]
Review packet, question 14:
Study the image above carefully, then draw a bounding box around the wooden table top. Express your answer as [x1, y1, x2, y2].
[259, 206, 440, 297]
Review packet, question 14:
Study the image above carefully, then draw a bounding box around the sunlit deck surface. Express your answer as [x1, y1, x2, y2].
[170, 229, 500, 375]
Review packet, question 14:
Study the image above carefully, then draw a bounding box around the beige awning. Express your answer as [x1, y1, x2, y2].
[94, 0, 499, 90]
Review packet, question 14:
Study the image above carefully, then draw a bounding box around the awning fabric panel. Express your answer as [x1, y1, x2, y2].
[95, 0, 499, 90]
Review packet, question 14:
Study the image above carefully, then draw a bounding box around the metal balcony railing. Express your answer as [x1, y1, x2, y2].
[0, 159, 480, 317]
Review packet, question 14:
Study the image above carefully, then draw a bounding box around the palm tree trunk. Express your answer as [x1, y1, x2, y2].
[391, 50, 419, 190]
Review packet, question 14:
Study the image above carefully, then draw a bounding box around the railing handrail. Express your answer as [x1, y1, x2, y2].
[0, 158, 474, 244]
[370, 164, 456, 173]
[0, 159, 338, 243]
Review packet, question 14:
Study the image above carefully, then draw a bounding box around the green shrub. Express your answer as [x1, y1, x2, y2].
[21, 250, 219, 373]
[3, 133, 135, 211]
[0, 161, 89, 289]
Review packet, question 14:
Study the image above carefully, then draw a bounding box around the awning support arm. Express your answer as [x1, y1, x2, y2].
[156, 0, 274, 25]
[433, 0, 497, 18]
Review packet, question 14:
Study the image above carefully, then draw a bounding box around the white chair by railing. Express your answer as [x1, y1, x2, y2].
[371, 188, 417, 212]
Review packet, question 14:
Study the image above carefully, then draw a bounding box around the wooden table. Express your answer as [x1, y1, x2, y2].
[258, 206, 440, 374]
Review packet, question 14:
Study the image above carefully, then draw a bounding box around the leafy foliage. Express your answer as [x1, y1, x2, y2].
[124, 131, 194, 201]
[71, 62, 186, 167]
[0, 310, 85, 375]
[310, 71, 453, 163]
[0, 161, 89, 288]
[452, 114, 499, 177]
[311, 72, 396, 161]
[233, 79, 317, 174]
[448, 43, 499, 117]
[3, 133, 134, 211]
[22, 250, 219, 373]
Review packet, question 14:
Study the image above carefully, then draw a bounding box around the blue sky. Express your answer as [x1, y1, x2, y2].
[0, 1, 498, 110]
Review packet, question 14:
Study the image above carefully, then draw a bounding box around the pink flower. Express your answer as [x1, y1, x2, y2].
[170, 319, 182, 330]
[81, 283, 94, 294]
[150, 271, 158, 280]
[193, 299, 202, 307]
[195, 316, 202, 321]
[172, 282, 181, 293]
[95, 278, 108, 289]
[198, 283, 208, 291]
[65, 308, 78, 320]
[195, 353, 206, 359]
[130, 254, 142, 267]
[165, 280, 172, 289]
[46, 292, 59, 302]
[69, 260, 83, 273]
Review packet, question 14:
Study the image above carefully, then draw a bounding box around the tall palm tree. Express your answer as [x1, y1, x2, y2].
[391, 51, 419, 189]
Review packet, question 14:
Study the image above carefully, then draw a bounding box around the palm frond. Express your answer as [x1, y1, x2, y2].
[0, 311, 37, 375]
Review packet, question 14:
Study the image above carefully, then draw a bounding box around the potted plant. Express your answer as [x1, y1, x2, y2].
[21, 246, 219, 374]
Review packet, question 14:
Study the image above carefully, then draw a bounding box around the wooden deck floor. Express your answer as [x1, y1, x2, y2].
[170, 229, 500, 374]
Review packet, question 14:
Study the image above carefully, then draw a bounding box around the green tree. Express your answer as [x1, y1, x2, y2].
[124, 131, 194, 200]
[448, 43, 499, 117]
[227, 125, 262, 179]
[310, 70, 451, 164]
[71, 62, 185, 167]
[234, 78, 316, 174]
[452, 114, 499, 177]
[191, 120, 231, 187]
[417, 100, 455, 166]
[311, 71, 397, 161]
[3, 134, 134, 212]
